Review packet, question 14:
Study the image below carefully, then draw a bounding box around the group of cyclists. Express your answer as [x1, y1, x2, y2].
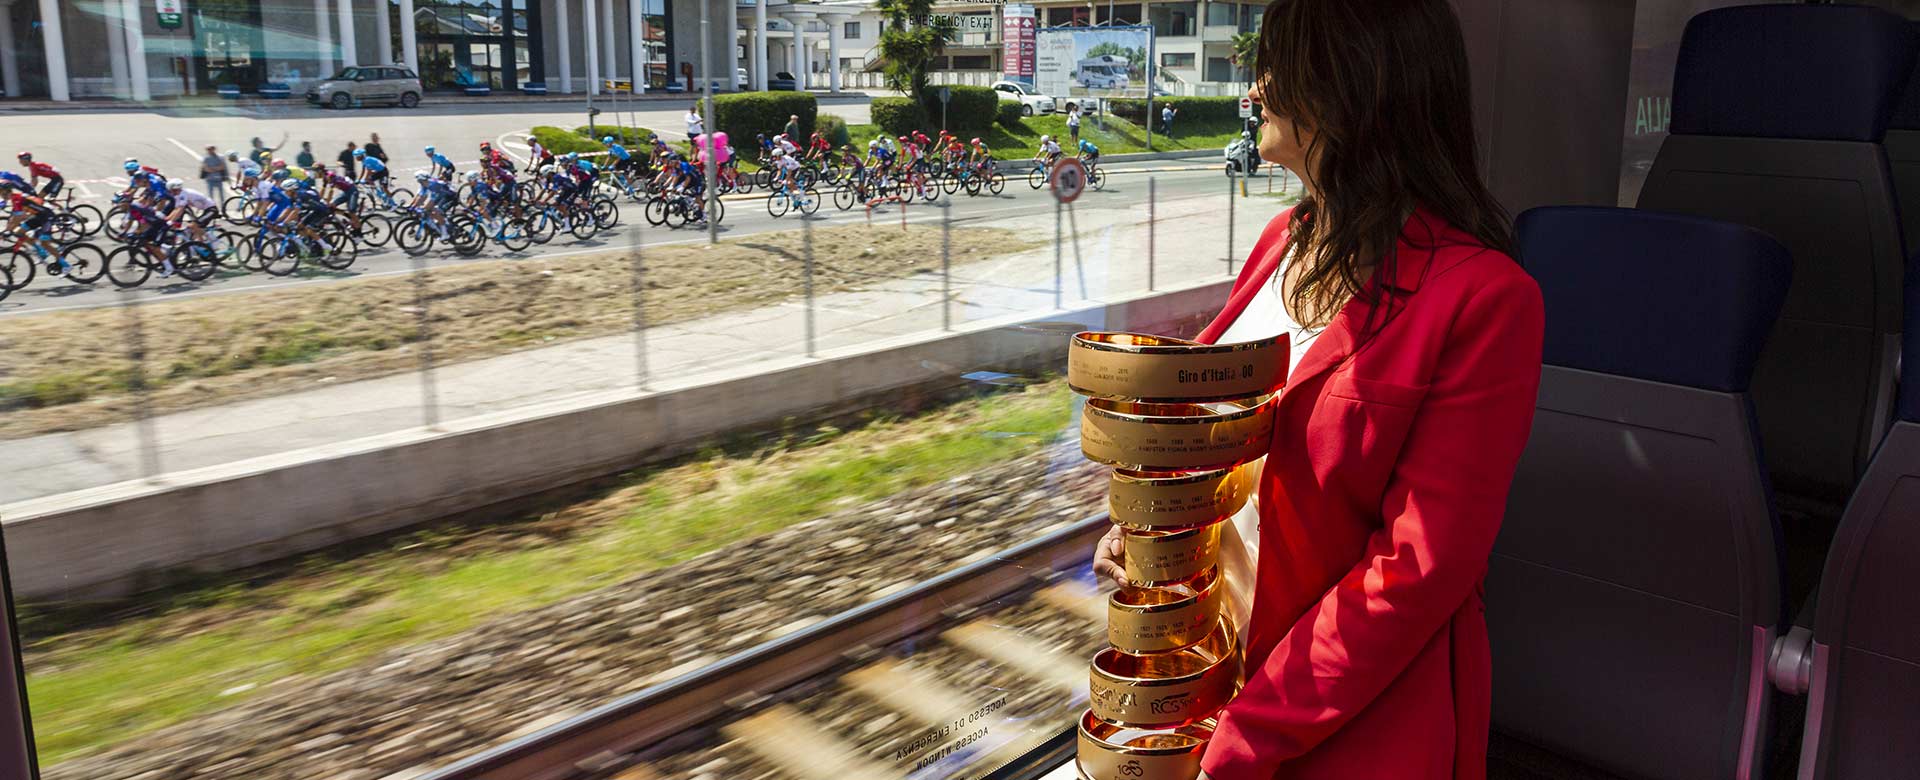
[0, 127, 1107, 299]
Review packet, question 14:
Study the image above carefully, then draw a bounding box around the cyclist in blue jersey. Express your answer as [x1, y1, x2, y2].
[602, 136, 639, 176]
[0, 170, 27, 191]
[410, 170, 457, 239]
[357, 149, 388, 186]
[465, 171, 506, 218]
[425, 146, 455, 182]
[1077, 138, 1100, 167]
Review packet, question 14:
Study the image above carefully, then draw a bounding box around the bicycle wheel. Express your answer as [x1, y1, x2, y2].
[733, 172, 755, 195]
[172, 241, 219, 282]
[105, 245, 152, 288]
[1028, 166, 1047, 190]
[1088, 166, 1106, 191]
[710, 197, 725, 225]
[263, 237, 308, 276]
[941, 174, 960, 195]
[834, 186, 856, 211]
[62, 242, 107, 284]
[498, 219, 533, 252]
[221, 195, 251, 223]
[66, 203, 103, 237]
[320, 230, 361, 269]
[919, 177, 940, 202]
[0, 250, 34, 290]
[964, 177, 982, 197]
[450, 216, 486, 256]
[568, 209, 598, 240]
[989, 173, 1006, 195]
[356, 213, 394, 247]
[395, 219, 435, 256]
[387, 187, 416, 211]
[0, 261, 11, 302]
[239, 233, 273, 271]
[645, 199, 671, 227]
[767, 191, 790, 218]
[799, 187, 821, 216]
[593, 198, 620, 229]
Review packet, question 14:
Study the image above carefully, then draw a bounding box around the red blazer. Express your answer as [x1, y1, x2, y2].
[1194, 207, 1544, 779]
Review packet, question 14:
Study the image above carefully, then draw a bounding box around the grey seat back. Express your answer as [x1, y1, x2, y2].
[1885, 23, 1920, 247]
[1798, 265, 1920, 780]
[1490, 206, 1791, 780]
[1636, 4, 1916, 498]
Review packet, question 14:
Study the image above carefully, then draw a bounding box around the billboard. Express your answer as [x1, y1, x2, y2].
[1002, 5, 1037, 86]
[1034, 26, 1152, 100]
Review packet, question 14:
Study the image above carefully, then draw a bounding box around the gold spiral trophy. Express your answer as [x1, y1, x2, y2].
[1067, 332, 1287, 780]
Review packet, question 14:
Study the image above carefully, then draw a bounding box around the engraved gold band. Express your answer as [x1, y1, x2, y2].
[1081, 396, 1275, 472]
[1089, 617, 1240, 728]
[1069, 331, 1287, 403]
[1108, 467, 1249, 530]
[1076, 709, 1215, 780]
[1122, 520, 1223, 587]
[1108, 567, 1226, 655]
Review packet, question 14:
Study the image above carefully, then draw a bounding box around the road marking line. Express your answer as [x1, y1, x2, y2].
[165, 137, 204, 163]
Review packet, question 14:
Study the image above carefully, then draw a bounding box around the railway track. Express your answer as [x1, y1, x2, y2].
[422, 516, 1109, 780]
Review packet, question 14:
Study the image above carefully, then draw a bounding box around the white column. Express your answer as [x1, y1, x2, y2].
[33, 0, 62, 100]
[106, 2, 129, 98]
[555, 0, 572, 91]
[782, 14, 806, 89]
[399, 0, 418, 74]
[0, 0, 21, 99]
[584, 0, 600, 94]
[375, 0, 393, 64]
[752, 0, 767, 90]
[337, 0, 358, 66]
[121, 0, 149, 100]
[824, 15, 843, 94]
[628, 0, 646, 93]
[598, 0, 614, 79]
[315, 0, 335, 79]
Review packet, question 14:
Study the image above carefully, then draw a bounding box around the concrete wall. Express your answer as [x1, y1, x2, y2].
[3, 279, 1232, 603]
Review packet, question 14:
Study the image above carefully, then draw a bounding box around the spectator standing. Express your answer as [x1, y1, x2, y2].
[336, 141, 359, 178]
[685, 103, 705, 140]
[248, 136, 281, 167]
[295, 141, 316, 169]
[783, 114, 800, 141]
[1066, 103, 1082, 146]
[365, 133, 388, 163]
[199, 144, 228, 200]
[1160, 104, 1177, 137]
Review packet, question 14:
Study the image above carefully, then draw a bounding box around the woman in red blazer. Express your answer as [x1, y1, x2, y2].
[1093, 2, 1543, 777]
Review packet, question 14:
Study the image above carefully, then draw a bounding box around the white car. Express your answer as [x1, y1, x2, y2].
[992, 80, 1057, 116]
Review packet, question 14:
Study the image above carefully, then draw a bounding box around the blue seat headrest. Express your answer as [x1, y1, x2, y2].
[1892, 22, 1920, 131]
[1517, 207, 1791, 393]
[1672, 4, 1916, 142]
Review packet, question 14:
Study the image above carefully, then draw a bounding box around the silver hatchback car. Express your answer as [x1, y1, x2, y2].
[307, 67, 425, 110]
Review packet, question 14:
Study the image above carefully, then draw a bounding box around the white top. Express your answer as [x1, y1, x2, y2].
[1213, 258, 1315, 642]
[685, 111, 704, 136]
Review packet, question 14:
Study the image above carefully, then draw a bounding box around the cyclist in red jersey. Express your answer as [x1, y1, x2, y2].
[17, 153, 63, 197]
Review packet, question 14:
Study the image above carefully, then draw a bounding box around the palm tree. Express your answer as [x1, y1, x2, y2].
[1230, 31, 1258, 81]
[874, 0, 957, 101]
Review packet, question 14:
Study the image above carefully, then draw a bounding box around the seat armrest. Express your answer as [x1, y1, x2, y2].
[1770, 589, 1819, 695]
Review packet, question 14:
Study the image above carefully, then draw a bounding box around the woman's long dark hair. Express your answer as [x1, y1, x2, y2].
[1255, 0, 1513, 331]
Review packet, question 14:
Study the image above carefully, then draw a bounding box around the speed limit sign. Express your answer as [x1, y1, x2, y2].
[1051, 158, 1088, 203]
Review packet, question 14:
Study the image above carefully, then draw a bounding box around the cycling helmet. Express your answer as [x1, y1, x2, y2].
[1040, 135, 1051, 143]
[465, 171, 481, 182]
[479, 141, 492, 150]
[565, 152, 579, 162]
[226, 150, 239, 160]
[279, 180, 300, 191]
[270, 169, 288, 180]
[123, 160, 140, 173]
[755, 133, 765, 141]
[897, 136, 908, 143]
[353, 149, 366, 158]
[270, 159, 288, 169]
[539, 164, 557, 175]
[601, 136, 614, 144]
[971, 138, 981, 145]
[772, 148, 785, 157]
[15, 152, 29, 161]
[424, 145, 436, 154]
[414, 171, 430, 181]
[166, 178, 184, 191]
[311, 163, 325, 172]
[867, 140, 879, 149]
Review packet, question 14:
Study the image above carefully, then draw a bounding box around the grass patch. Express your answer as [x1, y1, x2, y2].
[23, 379, 1077, 765]
[841, 113, 1243, 158]
[0, 224, 1043, 438]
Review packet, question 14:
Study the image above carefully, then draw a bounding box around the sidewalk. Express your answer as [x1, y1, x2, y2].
[0, 89, 881, 114]
[0, 188, 1287, 506]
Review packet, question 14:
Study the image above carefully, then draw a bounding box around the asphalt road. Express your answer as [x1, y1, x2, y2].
[0, 161, 1289, 316]
[3, 96, 877, 195]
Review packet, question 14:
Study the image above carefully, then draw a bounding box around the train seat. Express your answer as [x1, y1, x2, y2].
[1637, 4, 1916, 499]
[1489, 206, 1792, 780]
[1883, 22, 1920, 249]
[1772, 261, 1920, 779]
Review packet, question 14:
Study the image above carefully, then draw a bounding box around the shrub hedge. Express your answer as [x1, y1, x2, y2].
[530, 126, 605, 155]
[920, 85, 999, 136]
[995, 101, 1024, 129]
[817, 114, 852, 147]
[572, 126, 670, 147]
[871, 97, 928, 137]
[714, 91, 817, 149]
[1109, 96, 1241, 125]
